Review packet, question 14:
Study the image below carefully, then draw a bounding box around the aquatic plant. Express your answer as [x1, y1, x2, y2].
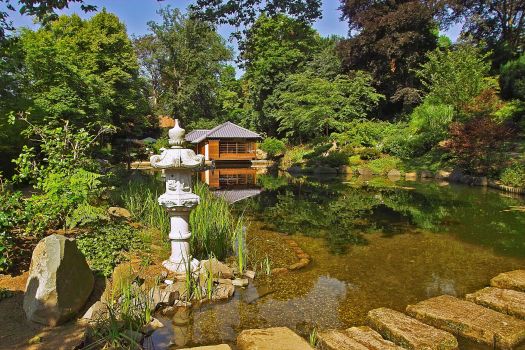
[86, 280, 155, 349]
[190, 182, 245, 261]
[120, 175, 245, 262]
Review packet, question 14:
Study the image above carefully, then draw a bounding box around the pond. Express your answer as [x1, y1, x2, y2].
[150, 170, 525, 349]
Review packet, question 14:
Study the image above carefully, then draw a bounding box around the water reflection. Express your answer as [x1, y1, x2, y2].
[149, 173, 525, 348]
[199, 165, 264, 203]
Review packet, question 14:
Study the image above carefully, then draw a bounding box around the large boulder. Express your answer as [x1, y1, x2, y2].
[24, 235, 94, 326]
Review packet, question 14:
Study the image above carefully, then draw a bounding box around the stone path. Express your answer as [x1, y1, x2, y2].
[182, 270, 525, 350]
[466, 287, 525, 319]
[367, 307, 458, 350]
[407, 295, 525, 349]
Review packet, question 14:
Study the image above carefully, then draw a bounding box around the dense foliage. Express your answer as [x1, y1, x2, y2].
[77, 224, 143, 276]
[135, 7, 233, 128]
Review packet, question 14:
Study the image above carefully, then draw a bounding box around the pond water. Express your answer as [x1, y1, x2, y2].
[149, 171, 525, 349]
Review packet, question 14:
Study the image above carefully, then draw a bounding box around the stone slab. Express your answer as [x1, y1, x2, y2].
[466, 287, 525, 319]
[406, 295, 525, 349]
[491, 270, 525, 292]
[237, 327, 313, 350]
[345, 326, 404, 349]
[318, 329, 369, 350]
[180, 345, 232, 350]
[367, 307, 458, 350]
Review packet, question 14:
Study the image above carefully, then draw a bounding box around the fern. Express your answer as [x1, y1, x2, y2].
[67, 202, 109, 229]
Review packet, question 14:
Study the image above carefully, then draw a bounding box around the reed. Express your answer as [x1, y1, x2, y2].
[120, 175, 246, 264]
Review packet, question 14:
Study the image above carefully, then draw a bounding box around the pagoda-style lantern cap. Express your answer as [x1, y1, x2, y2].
[169, 119, 185, 147]
[150, 119, 204, 170]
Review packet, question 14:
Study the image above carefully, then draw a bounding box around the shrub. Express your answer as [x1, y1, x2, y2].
[409, 102, 454, 148]
[0, 190, 26, 272]
[280, 145, 312, 169]
[359, 147, 381, 160]
[331, 119, 393, 148]
[441, 117, 512, 175]
[500, 54, 525, 100]
[319, 151, 349, 167]
[368, 156, 403, 175]
[417, 44, 495, 111]
[381, 123, 418, 159]
[259, 137, 286, 158]
[24, 169, 108, 234]
[77, 224, 143, 277]
[500, 163, 525, 187]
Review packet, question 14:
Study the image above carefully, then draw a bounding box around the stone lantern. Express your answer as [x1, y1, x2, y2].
[150, 119, 204, 275]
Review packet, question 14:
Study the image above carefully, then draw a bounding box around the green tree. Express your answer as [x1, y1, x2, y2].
[338, 0, 438, 114]
[0, 0, 96, 40]
[18, 10, 150, 137]
[500, 54, 525, 101]
[135, 7, 233, 127]
[188, 0, 321, 44]
[243, 14, 321, 133]
[451, 0, 525, 65]
[265, 71, 383, 142]
[417, 44, 496, 112]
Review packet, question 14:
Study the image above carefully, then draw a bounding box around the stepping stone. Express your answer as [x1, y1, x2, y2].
[367, 307, 458, 350]
[237, 327, 313, 350]
[491, 270, 525, 292]
[466, 287, 525, 319]
[180, 346, 231, 350]
[406, 295, 525, 349]
[318, 326, 403, 350]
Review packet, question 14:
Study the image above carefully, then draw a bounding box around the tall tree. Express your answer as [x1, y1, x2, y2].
[135, 7, 233, 127]
[0, 0, 95, 40]
[337, 0, 438, 115]
[17, 10, 150, 137]
[188, 0, 322, 45]
[264, 70, 383, 142]
[452, 0, 525, 65]
[243, 14, 321, 133]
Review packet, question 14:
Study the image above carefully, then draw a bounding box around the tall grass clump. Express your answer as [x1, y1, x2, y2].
[120, 174, 245, 263]
[85, 281, 154, 349]
[120, 174, 169, 234]
[191, 182, 245, 261]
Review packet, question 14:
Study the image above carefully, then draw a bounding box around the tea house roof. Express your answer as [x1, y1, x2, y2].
[185, 122, 261, 144]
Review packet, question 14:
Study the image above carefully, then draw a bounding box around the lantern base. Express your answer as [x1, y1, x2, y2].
[162, 258, 200, 275]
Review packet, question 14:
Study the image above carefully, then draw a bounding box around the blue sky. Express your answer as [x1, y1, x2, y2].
[4, 0, 461, 75]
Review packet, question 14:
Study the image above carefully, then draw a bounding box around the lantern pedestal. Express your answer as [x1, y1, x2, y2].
[150, 119, 204, 276]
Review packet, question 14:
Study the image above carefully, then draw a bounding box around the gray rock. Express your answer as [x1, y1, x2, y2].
[81, 301, 107, 320]
[358, 167, 373, 176]
[419, 170, 434, 178]
[142, 317, 165, 335]
[244, 270, 256, 279]
[107, 206, 131, 219]
[150, 287, 178, 307]
[212, 283, 235, 301]
[232, 278, 249, 287]
[200, 258, 234, 279]
[24, 235, 94, 326]
[387, 169, 401, 177]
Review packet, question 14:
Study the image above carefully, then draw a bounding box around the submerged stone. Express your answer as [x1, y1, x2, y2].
[200, 258, 234, 279]
[237, 327, 313, 350]
[319, 326, 403, 350]
[24, 235, 94, 326]
[491, 270, 525, 292]
[367, 307, 458, 350]
[406, 295, 525, 349]
[466, 287, 525, 320]
[180, 345, 232, 350]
